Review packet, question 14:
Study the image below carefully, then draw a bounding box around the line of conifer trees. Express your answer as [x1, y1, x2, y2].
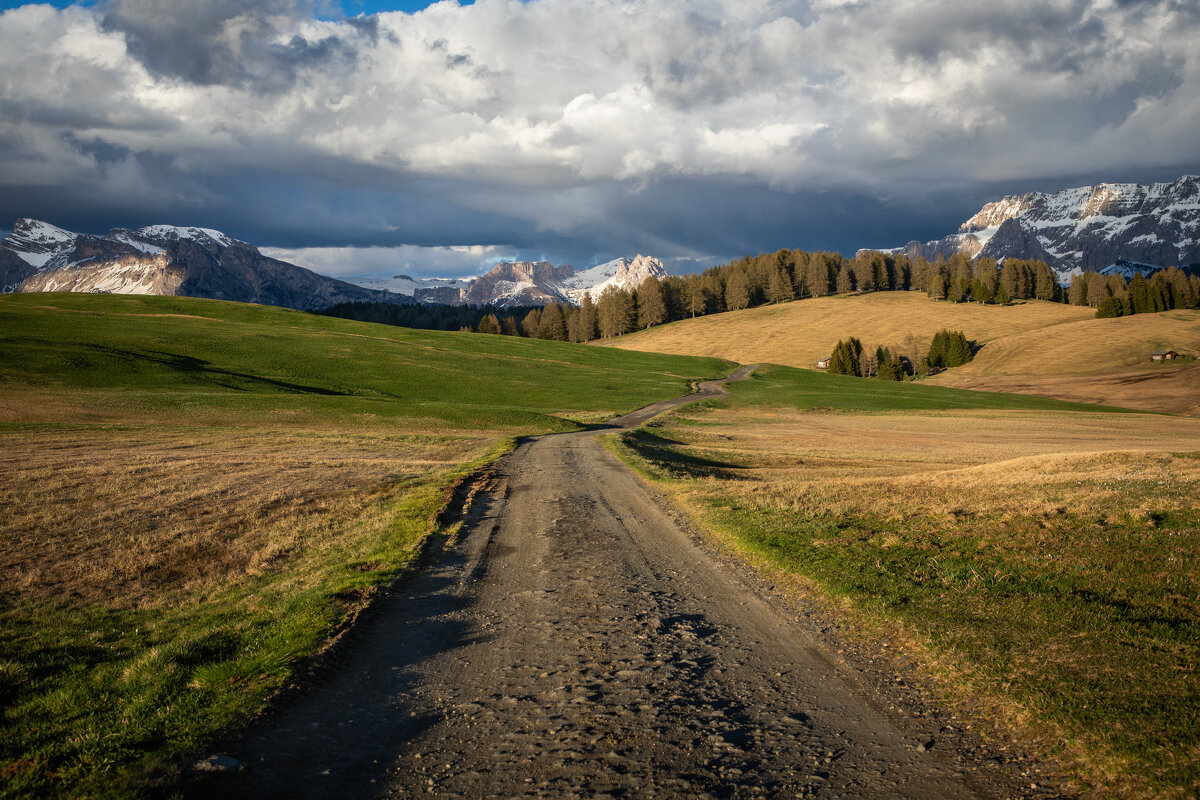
[321, 247, 1200, 342]
[508, 250, 1200, 343]
[827, 329, 972, 380]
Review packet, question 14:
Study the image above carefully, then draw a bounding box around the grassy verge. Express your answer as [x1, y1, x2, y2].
[0, 293, 730, 798]
[608, 365, 1200, 799]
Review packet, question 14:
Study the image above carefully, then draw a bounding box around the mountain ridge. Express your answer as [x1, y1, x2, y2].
[1, 219, 405, 311]
[2, 218, 669, 311]
[345, 254, 669, 308]
[873, 175, 1200, 280]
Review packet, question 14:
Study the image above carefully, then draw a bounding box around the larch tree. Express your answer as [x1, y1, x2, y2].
[597, 285, 635, 338]
[637, 277, 668, 328]
[725, 269, 751, 311]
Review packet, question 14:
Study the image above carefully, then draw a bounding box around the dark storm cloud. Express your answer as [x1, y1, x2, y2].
[101, 0, 367, 88]
[0, 0, 1197, 277]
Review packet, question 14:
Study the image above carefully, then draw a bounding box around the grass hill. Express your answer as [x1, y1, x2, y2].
[0, 293, 730, 798]
[0, 293, 729, 432]
[598, 292, 1200, 414]
[927, 309, 1200, 414]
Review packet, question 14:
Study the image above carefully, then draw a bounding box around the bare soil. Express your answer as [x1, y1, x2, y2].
[200, 367, 1058, 799]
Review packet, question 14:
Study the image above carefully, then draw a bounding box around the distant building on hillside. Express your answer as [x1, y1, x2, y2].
[816, 357, 831, 369]
[1150, 350, 1180, 361]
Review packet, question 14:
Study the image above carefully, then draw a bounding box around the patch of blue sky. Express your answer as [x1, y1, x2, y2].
[0, 1, 475, 13]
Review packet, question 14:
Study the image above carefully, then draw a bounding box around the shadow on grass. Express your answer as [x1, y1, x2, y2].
[623, 428, 752, 481]
[82, 344, 350, 396]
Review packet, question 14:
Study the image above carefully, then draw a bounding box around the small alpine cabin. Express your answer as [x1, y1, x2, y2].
[1150, 350, 1180, 362]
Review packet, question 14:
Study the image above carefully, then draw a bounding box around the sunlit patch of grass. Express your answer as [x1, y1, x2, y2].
[610, 393, 1200, 799]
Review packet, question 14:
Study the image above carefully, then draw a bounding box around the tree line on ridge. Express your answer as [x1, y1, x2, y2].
[321, 248, 1200, 342]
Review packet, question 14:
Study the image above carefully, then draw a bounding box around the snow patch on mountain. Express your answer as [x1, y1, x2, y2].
[564, 255, 669, 303]
[873, 175, 1200, 283]
[3, 218, 78, 266]
[1, 218, 399, 311]
[109, 230, 165, 255]
[134, 225, 239, 249]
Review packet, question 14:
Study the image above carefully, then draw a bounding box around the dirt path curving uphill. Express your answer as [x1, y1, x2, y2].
[209, 365, 1046, 799]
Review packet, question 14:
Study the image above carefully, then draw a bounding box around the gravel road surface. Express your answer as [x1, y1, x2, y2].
[209, 366, 1046, 799]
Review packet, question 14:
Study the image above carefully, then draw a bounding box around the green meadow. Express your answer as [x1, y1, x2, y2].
[0, 293, 729, 799]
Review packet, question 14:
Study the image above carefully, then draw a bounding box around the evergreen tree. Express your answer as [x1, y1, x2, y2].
[828, 337, 863, 376]
[999, 260, 1021, 302]
[875, 345, 904, 381]
[893, 254, 912, 290]
[1128, 272, 1149, 313]
[1095, 296, 1122, 318]
[926, 329, 973, 369]
[995, 282, 1010, 306]
[972, 257, 999, 301]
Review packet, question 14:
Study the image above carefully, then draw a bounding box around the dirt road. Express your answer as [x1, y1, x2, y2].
[213, 366, 1038, 799]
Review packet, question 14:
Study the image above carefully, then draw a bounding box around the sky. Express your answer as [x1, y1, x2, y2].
[1, 0, 1198, 279]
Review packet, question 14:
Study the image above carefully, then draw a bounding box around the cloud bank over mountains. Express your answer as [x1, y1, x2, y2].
[2, 0, 1198, 276]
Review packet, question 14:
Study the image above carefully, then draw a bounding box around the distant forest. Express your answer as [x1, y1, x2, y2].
[320, 250, 1200, 342]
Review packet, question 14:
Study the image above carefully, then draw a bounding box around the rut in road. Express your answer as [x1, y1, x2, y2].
[211, 365, 1030, 799]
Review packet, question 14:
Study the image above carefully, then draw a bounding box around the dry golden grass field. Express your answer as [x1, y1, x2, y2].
[613, 394, 1200, 798]
[599, 293, 1200, 414]
[0, 426, 493, 611]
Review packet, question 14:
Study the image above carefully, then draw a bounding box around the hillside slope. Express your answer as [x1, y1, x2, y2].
[599, 292, 1199, 413]
[926, 310, 1200, 414]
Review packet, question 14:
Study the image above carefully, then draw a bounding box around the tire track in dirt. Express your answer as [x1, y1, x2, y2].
[208, 365, 1044, 799]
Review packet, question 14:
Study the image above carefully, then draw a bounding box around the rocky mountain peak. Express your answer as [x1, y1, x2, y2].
[879, 174, 1200, 282]
[959, 194, 1034, 233]
[4, 218, 79, 259]
[1, 218, 398, 310]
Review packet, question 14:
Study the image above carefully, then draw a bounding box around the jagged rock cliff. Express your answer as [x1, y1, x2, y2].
[878, 175, 1200, 279]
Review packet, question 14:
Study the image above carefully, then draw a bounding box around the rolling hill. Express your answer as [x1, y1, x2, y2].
[598, 292, 1200, 414]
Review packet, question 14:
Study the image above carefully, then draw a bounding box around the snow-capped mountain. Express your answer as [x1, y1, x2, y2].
[874, 175, 1200, 281]
[1, 219, 405, 310]
[2, 217, 670, 311]
[344, 254, 669, 308]
[561, 255, 669, 304]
